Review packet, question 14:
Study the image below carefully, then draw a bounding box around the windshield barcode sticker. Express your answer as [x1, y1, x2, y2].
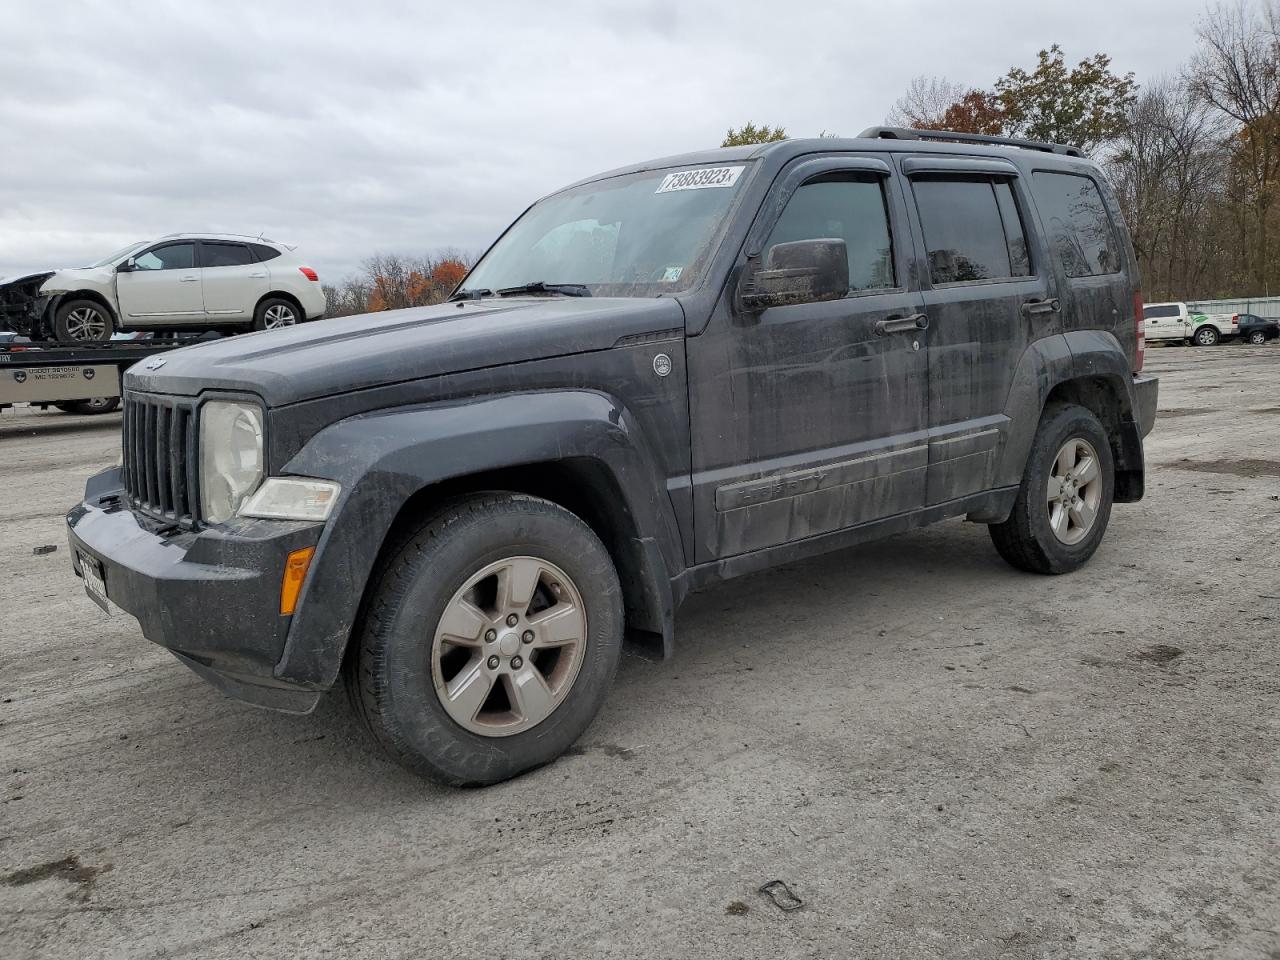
[655, 166, 744, 193]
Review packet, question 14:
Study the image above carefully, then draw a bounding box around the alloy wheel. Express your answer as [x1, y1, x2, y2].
[431, 555, 587, 737]
[1046, 437, 1103, 545]
[65, 306, 107, 340]
[263, 304, 296, 328]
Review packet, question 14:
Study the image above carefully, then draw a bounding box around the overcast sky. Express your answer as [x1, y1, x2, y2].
[1, 0, 1208, 282]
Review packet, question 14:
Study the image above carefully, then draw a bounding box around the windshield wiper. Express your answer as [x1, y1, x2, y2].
[495, 281, 592, 298]
[448, 287, 493, 302]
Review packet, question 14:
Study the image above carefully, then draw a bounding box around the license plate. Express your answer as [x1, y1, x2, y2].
[79, 552, 112, 615]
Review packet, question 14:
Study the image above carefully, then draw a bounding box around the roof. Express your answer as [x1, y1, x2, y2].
[561, 127, 1094, 194]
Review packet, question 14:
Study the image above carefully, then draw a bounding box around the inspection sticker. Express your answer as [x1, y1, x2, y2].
[655, 166, 744, 193]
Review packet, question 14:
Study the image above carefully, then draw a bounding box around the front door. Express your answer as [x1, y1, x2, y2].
[687, 155, 930, 561]
[199, 240, 269, 320]
[116, 241, 203, 324]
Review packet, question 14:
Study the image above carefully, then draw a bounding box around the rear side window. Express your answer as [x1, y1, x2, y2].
[1032, 172, 1121, 277]
[250, 243, 282, 262]
[202, 243, 254, 267]
[765, 174, 896, 291]
[912, 177, 1031, 285]
[1143, 304, 1180, 319]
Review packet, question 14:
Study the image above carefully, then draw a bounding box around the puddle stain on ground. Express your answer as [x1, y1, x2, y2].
[1165, 458, 1280, 479]
[1131, 644, 1185, 665]
[2, 855, 112, 902]
[1157, 408, 1215, 418]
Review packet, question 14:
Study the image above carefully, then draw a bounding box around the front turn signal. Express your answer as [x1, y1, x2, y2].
[280, 547, 315, 616]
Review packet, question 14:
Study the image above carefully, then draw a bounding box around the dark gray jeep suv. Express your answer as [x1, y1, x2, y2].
[68, 128, 1158, 784]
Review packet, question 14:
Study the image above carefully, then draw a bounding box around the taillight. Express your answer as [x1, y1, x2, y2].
[299, 267, 318, 281]
[1134, 290, 1145, 372]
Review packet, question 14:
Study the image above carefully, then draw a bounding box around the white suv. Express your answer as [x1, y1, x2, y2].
[1143, 301, 1239, 346]
[0, 234, 326, 343]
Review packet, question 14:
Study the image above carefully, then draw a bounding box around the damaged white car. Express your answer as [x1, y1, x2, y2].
[0, 234, 327, 343]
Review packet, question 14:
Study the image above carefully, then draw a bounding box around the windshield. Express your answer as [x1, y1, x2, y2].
[461, 163, 752, 297]
[87, 241, 148, 268]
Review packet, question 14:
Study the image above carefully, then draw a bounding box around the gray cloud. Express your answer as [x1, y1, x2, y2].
[1, 0, 1204, 282]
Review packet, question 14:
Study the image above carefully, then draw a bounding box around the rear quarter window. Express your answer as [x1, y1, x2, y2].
[1032, 171, 1122, 278]
[250, 244, 282, 262]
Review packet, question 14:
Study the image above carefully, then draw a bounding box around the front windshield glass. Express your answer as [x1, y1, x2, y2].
[462, 163, 752, 297]
[87, 241, 148, 268]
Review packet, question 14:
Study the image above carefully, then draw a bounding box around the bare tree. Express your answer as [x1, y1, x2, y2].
[1189, 0, 1280, 292]
[886, 76, 968, 127]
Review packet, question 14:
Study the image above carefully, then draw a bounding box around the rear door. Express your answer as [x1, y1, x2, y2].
[115, 241, 203, 324]
[198, 241, 269, 321]
[1028, 170, 1131, 344]
[899, 156, 1055, 503]
[1143, 304, 1183, 341]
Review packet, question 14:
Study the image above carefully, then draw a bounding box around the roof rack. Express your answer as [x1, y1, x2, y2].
[857, 126, 1085, 159]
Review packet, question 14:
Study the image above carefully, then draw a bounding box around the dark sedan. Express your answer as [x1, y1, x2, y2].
[1238, 313, 1280, 344]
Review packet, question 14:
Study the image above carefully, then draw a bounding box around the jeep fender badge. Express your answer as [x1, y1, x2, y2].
[653, 353, 672, 378]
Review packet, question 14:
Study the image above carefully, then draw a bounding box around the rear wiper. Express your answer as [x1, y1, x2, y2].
[448, 288, 492, 302]
[495, 281, 592, 298]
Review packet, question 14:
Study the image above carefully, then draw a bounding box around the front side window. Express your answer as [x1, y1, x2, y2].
[461, 163, 751, 297]
[202, 243, 254, 268]
[912, 177, 1031, 285]
[134, 242, 195, 271]
[764, 174, 896, 292]
[1032, 171, 1121, 278]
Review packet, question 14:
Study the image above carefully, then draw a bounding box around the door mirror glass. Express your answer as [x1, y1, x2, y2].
[739, 238, 849, 312]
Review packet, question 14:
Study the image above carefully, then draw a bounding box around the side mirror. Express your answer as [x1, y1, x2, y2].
[117, 258, 137, 274]
[738, 238, 849, 313]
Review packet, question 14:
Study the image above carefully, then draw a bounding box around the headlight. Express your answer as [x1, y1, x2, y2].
[239, 477, 340, 521]
[199, 400, 264, 524]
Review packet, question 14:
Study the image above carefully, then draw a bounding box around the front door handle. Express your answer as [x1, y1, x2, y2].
[1021, 297, 1060, 316]
[875, 313, 929, 335]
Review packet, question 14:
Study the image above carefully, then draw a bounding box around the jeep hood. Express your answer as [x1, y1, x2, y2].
[125, 296, 686, 405]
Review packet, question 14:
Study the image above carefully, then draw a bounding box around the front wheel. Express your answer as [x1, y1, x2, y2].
[989, 403, 1115, 575]
[53, 299, 114, 343]
[1193, 326, 1220, 347]
[345, 493, 624, 785]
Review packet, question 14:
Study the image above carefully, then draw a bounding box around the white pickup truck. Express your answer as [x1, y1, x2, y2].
[1142, 302, 1239, 346]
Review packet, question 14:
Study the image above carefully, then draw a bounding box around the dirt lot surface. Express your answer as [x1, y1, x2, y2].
[1, 346, 1278, 960]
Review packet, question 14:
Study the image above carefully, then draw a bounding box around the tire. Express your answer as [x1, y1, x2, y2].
[1193, 326, 1220, 347]
[345, 493, 624, 785]
[252, 297, 299, 331]
[1248, 331, 1267, 345]
[53, 397, 120, 415]
[53, 299, 114, 343]
[988, 403, 1115, 575]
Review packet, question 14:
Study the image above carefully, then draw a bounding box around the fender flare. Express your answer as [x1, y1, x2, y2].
[985, 331, 1144, 513]
[273, 389, 684, 689]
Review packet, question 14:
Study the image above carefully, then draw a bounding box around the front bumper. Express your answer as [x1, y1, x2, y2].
[67, 466, 325, 713]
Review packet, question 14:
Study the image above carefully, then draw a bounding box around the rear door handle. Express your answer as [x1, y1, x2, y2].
[1021, 297, 1060, 316]
[178, 275, 200, 282]
[248, 272, 267, 279]
[875, 313, 929, 335]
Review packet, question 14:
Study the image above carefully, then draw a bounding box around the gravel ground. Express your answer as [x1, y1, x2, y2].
[1, 345, 1277, 960]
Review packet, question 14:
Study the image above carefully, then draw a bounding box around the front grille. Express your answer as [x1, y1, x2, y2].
[122, 393, 198, 526]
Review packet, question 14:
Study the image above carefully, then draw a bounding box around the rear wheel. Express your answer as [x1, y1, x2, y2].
[1193, 326, 1220, 347]
[345, 493, 624, 785]
[53, 299, 114, 343]
[53, 397, 120, 415]
[989, 403, 1115, 575]
[253, 297, 299, 331]
[1248, 330, 1267, 345]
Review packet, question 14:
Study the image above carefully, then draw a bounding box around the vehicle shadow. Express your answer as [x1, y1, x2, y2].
[0, 413, 121, 440]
